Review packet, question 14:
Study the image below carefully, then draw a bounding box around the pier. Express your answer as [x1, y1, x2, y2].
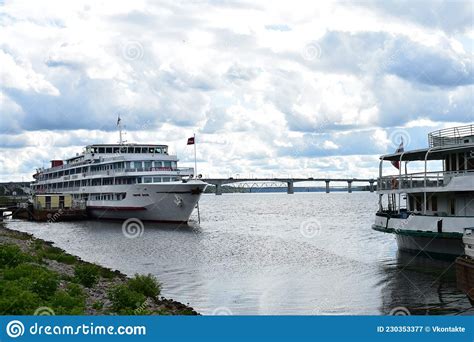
[0, 206, 18, 219]
[202, 178, 376, 195]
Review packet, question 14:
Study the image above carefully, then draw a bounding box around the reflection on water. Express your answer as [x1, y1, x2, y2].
[4, 193, 473, 315]
[379, 251, 471, 315]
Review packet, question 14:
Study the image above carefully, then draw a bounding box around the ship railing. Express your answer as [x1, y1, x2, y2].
[176, 167, 194, 173]
[37, 167, 195, 183]
[41, 157, 92, 173]
[378, 169, 474, 190]
[84, 167, 184, 176]
[428, 124, 474, 147]
[45, 187, 80, 193]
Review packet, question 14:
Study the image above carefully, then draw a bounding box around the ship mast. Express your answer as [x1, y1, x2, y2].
[117, 115, 124, 145]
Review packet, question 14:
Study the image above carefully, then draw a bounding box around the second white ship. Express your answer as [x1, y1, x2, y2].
[373, 124, 474, 257]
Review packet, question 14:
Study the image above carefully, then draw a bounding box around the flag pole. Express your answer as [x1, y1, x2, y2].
[193, 133, 197, 176]
[193, 133, 201, 224]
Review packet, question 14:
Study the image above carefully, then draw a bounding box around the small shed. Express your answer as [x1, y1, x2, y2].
[33, 194, 73, 210]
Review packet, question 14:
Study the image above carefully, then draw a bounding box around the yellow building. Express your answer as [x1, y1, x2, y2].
[33, 194, 73, 210]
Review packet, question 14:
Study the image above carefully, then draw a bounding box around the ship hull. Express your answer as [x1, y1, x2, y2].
[80, 181, 206, 222]
[395, 234, 464, 257]
[372, 213, 469, 257]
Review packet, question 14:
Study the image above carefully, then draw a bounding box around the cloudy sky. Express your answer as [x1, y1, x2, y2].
[0, 0, 473, 181]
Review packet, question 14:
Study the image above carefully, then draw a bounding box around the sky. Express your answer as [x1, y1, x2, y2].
[0, 0, 473, 181]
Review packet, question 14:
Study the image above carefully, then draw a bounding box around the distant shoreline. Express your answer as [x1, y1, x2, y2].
[203, 186, 373, 194]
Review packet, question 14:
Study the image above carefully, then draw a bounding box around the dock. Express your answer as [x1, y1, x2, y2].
[1, 194, 87, 222]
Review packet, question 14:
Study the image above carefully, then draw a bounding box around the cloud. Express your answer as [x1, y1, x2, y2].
[350, 0, 474, 34]
[385, 37, 473, 87]
[307, 31, 473, 87]
[0, 0, 473, 180]
[0, 49, 59, 95]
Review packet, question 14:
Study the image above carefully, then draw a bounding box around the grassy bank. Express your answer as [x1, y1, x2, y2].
[0, 223, 198, 315]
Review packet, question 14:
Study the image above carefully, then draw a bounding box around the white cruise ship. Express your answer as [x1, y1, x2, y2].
[373, 124, 474, 257]
[30, 141, 207, 222]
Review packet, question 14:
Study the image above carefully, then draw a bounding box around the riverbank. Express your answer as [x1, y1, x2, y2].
[0, 223, 198, 315]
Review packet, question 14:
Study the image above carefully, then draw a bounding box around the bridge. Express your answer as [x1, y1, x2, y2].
[202, 178, 376, 195]
[1, 179, 377, 196]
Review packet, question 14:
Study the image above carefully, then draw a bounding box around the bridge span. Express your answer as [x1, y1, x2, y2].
[201, 178, 376, 195]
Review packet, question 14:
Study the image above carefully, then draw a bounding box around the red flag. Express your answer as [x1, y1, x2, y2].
[391, 139, 404, 169]
[187, 137, 195, 145]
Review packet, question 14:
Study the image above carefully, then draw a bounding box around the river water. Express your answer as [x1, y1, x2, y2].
[5, 193, 472, 315]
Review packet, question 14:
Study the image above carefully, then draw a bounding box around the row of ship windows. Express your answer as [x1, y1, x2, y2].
[90, 161, 177, 171]
[143, 177, 180, 183]
[89, 193, 127, 201]
[86, 146, 168, 154]
[88, 193, 154, 201]
[39, 161, 177, 180]
[32, 176, 181, 189]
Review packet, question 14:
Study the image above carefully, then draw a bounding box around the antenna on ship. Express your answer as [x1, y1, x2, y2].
[116, 115, 127, 145]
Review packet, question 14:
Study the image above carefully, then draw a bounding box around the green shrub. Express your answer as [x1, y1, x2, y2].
[33, 240, 44, 251]
[99, 268, 118, 279]
[50, 295, 83, 315]
[92, 301, 104, 310]
[3, 263, 38, 280]
[60, 274, 73, 282]
[48, 283, 85, 315]
[0, 281, 41, 315]
[0, 244, 29, 268]
[127, 274, 161, 299]
[108, 284, 145, 313]
[52, 254, 77, 264]
[66, 283, 84, 298]
[177, 308, 196, 315]
[38, 246, 77, 264]
[3, 264, 59, 299]
[31, 271, 59, 299]
[74, 264, 99, 288]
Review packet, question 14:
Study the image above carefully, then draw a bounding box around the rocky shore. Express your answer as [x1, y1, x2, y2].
[0, 223, 198, 315]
